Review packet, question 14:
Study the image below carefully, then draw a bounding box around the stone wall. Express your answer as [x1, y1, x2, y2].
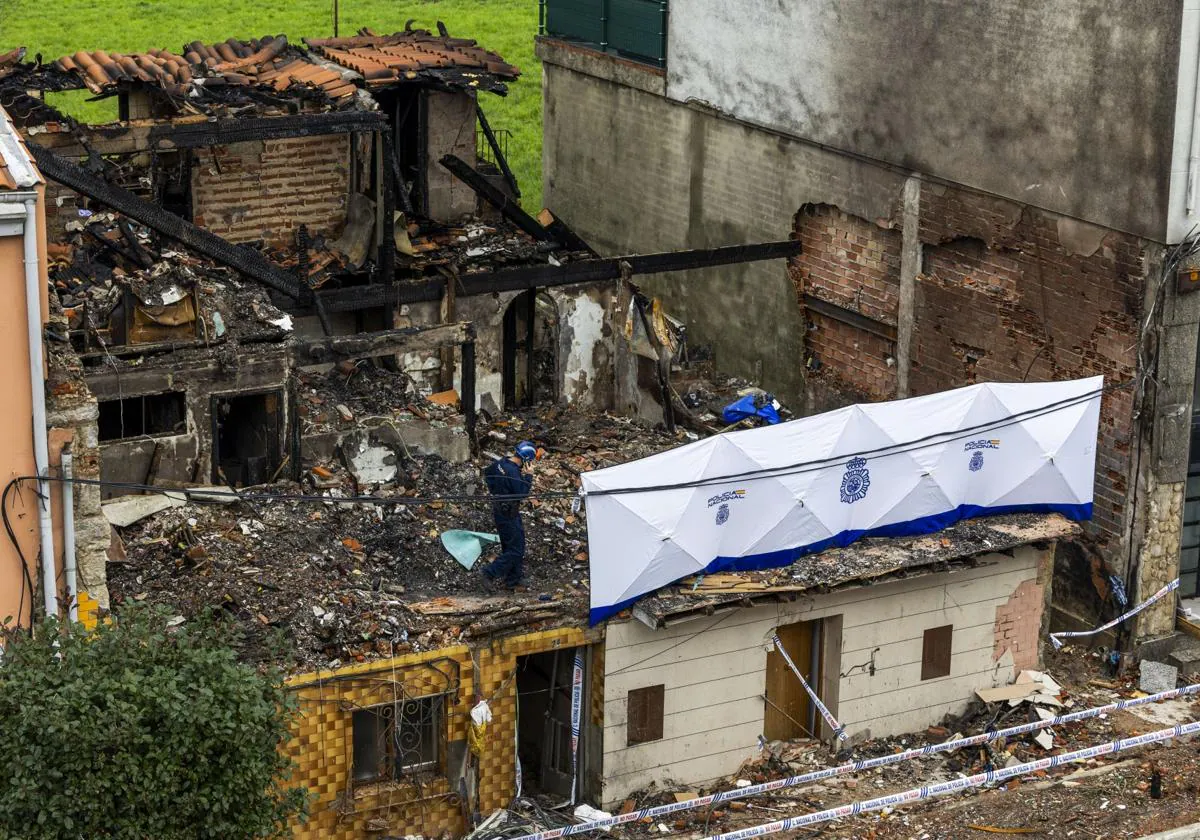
[1138, 478, 1184, 638]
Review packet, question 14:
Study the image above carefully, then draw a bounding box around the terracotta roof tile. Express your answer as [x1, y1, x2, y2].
[52, 36, 358, 103]
[304, 30, 519, 86]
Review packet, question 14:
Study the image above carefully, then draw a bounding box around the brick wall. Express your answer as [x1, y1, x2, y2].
[911, 186, 1144, 544]
[793, 205, 900, 401]
[191, 135, 350, 246]
[992, 578, 1044, 675]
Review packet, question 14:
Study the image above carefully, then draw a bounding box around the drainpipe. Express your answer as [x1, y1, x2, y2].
[23, 198, 57, 618]
[61, 446, 77, 623]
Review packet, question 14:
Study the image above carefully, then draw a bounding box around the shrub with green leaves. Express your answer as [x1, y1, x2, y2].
[0, 606, 308, 839]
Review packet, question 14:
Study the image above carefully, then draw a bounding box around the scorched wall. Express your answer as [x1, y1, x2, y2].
[191, 135, 350, 246]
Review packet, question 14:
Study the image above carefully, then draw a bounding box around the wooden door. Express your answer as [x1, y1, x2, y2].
[764, 620, 815, 741]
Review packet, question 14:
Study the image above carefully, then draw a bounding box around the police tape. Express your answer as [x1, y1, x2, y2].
[504, 681, 1200, 840]
[770, 633, 848, 742]
[1049, 577, 1179, 650]
[569, 650, 585, 806]
[701, 719, 1200, 839]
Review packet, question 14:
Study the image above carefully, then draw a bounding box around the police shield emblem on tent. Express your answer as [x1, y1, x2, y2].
[580, 377, 1102, 624]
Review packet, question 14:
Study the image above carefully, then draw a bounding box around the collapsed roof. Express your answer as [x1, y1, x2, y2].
[2, 26, 520, 121]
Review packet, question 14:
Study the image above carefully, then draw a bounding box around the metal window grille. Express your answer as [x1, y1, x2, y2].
[540, 0, 669, 67]
[351, 694, 445, 783]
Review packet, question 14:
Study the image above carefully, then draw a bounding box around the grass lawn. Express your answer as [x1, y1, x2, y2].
[0, 0, 545, 209]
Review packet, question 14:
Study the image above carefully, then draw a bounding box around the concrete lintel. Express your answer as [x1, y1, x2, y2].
[536, 37, 666, 97]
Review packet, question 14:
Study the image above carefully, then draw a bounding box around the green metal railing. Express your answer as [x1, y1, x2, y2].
[539, 0, 668, 67]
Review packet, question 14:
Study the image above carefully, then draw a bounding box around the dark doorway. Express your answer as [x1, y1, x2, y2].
[516, 647, 586, 800]
[376, 87, 426, 215]
[211, 391, 283, 487]
[503, 291, 558, 409]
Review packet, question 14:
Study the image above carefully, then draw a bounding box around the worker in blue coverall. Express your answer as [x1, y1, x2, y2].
[481, 441, 538, 588]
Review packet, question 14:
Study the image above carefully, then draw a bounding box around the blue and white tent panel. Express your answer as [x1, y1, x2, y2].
[581, 376, 1102, 624]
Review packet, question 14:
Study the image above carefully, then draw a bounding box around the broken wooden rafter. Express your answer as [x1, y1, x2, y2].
[290, 322, 471, 365]
[313, 239, 804, 312]
[438, 153, 554, 243]
[802, 293, 897, 343]
[28, 143, 309, 300]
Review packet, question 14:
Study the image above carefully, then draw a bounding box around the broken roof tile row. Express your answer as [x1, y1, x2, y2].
[305, 32, 519, 84]
[36, 28, 518, 110]
[54, 36, 357, 103]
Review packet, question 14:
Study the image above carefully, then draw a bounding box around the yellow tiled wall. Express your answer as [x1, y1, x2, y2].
[285, 626, 602, 838]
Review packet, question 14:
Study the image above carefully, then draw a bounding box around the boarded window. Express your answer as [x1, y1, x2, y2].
[921, 625, 953, 680]
[627, 684, 665, 746]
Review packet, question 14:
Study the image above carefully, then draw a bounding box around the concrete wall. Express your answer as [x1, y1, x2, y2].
[542, 43, 912, 406]
[665, 0, 1182, 241]
[425, 90, 479, 222]
[191, 135, 350, 246]
[601, 547, 1049, 805]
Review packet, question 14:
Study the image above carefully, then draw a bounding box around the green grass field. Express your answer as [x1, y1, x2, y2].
[0, 0, 544, 209]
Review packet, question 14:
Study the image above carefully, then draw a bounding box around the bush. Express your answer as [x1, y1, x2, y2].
[0, 606, 308, 839]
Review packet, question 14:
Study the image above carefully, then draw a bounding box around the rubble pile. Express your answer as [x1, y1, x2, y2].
[107, 408, 683, 669]
[48, 211, 293, 354]
[400, 217, 591, 275]
[297, 364, 460, 439]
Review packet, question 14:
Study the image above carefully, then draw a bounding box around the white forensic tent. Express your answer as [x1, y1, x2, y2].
[581, 377, 1103, 624]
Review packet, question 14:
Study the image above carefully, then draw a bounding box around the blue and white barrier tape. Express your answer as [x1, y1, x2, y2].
[1049, 577, 1179, 650]
[569, 650, 585, 806]
[701, 719, 1200, 839]
[505, 682, 1200, 840]
[770, 633, 848, 742]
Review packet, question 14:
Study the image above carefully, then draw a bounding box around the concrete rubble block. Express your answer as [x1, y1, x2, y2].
[1139, 660, 1179, 694]
[102, 493, 186, 527]
[1167, 644, 1200, 678]
[366, 420, 470, 464]
[339, 429, 399, 486]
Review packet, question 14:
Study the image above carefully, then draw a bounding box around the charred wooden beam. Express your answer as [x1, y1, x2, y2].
[802, 293, 897, 342]
[29, 143, 309, 300]
[312, 239, 803, 312]
[438, 153, 554, 243]
[290, 323, 471, 365]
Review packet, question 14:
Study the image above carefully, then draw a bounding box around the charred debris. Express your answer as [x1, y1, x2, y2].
[2, 28, 802, 667]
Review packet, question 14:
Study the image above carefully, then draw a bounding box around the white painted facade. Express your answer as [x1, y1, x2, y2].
[600, 548, 1045, 805]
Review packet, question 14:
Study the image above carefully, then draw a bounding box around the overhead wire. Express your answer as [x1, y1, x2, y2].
[0, 377, 1120, 629]
[3, 378, 1125, 511]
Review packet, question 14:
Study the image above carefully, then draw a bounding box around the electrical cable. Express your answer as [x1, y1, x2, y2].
[583, 379, 1124, 498]
[2, 477, 36, 634]
[7, 378, 1125, 511]
[606, 609, 738, 676]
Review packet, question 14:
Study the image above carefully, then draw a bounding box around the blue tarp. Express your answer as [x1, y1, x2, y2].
[721, 394, 782, 425]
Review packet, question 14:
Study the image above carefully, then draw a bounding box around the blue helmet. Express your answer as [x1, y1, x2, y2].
[515, 441, 538, 462]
